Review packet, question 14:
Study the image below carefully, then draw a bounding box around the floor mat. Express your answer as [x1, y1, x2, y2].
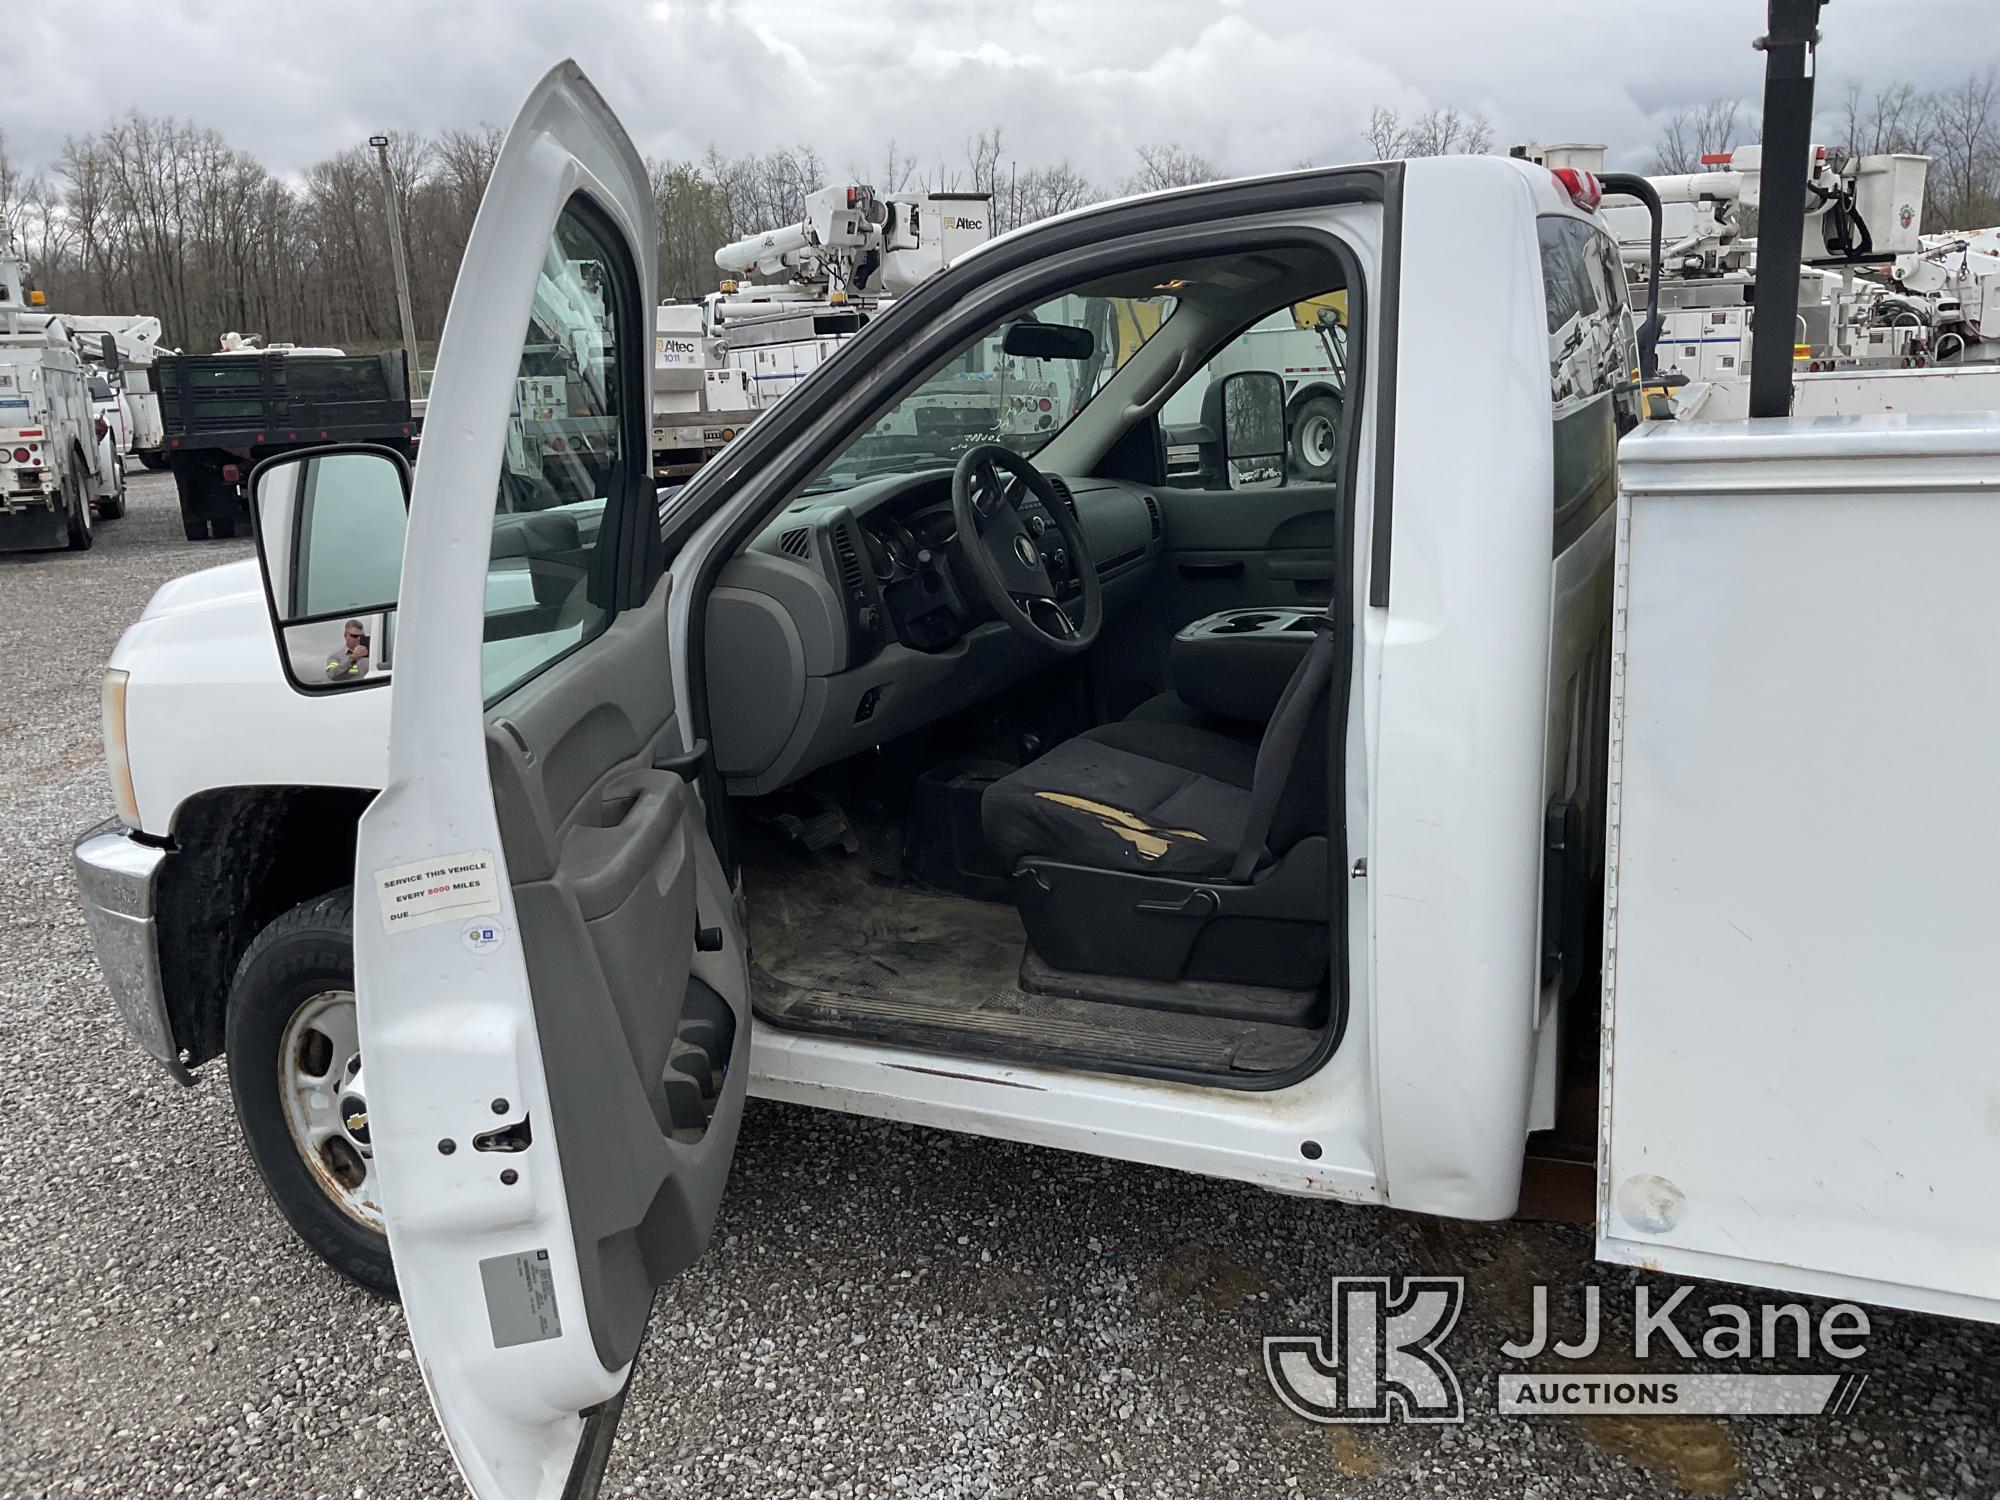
[743, 832, 1325, 1079]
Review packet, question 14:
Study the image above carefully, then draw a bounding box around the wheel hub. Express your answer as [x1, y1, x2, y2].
[278, 990, 383, 1231]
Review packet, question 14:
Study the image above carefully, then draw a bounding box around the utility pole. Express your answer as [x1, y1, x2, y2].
[369, 133, 425, 400]
[1747, 0, 1827, 419]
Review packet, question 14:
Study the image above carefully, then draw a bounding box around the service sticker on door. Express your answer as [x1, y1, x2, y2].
[479, 1248, 563, 1348]
[373, 849, 502, 934]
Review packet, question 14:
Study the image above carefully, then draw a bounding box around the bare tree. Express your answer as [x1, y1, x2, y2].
[1928, 68, 2000, 228]
[1651, 98, 1747, 174]
[1016, 162, 1098, 223]
[1840, 79, 1928, 157]
[1364, 105, 1493, 159]
[1122, 142, 1217, 195]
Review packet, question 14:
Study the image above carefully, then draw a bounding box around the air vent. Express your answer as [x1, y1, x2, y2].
[1045, 474, 1079, 522]
[1142, 493, 1162, 539]
[830, 523, 866, 594]
[777, 526, 812, 559]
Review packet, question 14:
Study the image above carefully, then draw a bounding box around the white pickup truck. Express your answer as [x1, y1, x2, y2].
[72, 56, 2000, 1500]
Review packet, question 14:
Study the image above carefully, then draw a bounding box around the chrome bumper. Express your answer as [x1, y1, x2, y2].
[73, 819, 191, 1084]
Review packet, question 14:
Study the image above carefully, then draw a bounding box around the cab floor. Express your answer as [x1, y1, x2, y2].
[740, 830, 1324, 1080]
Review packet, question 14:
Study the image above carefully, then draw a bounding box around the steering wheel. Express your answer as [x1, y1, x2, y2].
[950, 444, 1102, 655]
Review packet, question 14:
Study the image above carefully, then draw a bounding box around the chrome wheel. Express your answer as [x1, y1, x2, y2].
[277, 990, 381, 1231]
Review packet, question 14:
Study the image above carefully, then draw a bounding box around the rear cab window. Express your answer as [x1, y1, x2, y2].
[1537, 214, 1640, 548]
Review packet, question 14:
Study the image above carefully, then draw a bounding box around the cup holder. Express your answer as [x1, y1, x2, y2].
[1211, 612, 1280, 634]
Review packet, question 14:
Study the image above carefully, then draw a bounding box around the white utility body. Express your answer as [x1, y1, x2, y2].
[70, 59, 2000, 1500]
[0, 248, 125, 551]
[1604, 414, 2000, 1320]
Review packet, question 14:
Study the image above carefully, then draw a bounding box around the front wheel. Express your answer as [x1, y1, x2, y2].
[226, 889, 396, 1297]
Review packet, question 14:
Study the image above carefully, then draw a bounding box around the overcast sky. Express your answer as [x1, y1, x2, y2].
[13, 0, 2000, 188]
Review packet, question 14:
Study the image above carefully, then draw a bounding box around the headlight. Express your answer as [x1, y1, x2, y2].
[101, 669, 140, 828]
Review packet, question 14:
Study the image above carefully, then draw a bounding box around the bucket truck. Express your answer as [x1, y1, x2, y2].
[0, 246, 126, 552]
[652, 184, 999, 478]
[1891, 227, 2000, 359]
[1517, 142, 1941, 396]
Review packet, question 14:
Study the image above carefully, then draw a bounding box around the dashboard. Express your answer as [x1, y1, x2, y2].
[705, 467, 1165, 794]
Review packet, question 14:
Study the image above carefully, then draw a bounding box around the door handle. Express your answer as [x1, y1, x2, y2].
[1178, 561, 1244, 580]
[564, 772, 688, 921]
[654, 737, 709, 782]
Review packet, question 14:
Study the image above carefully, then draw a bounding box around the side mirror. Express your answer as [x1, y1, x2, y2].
[1200, 369, 1288, 490]
[248, 445, 411, 692]
[99, 332, 121, 375]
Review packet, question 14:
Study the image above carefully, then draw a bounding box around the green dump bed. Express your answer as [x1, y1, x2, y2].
[157, 351, 416, 453]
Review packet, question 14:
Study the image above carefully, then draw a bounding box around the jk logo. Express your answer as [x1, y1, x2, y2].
[1264, 1277, 1465, 1424]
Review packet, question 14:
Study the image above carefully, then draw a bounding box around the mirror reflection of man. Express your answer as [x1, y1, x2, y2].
[325, 620, 371, 682]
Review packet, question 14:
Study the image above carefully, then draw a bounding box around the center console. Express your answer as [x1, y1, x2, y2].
[1170, 607, 1323, 725]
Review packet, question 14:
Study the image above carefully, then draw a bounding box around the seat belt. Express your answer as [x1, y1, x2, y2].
[1227, 613, 1340, 883]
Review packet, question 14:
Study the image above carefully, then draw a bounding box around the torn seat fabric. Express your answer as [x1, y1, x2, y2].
[980, 721, 1258, 879]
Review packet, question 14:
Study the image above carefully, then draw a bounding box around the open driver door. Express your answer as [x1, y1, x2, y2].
[351, 62, 749, 1498]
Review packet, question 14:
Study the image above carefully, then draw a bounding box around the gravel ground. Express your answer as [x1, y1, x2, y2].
[2, 470, 1997, 1499]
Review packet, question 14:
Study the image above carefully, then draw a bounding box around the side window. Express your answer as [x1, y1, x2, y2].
[1161, 290, 1350, 490]
[482, 198, 634, 702]
[1540, 217, 1638, 544]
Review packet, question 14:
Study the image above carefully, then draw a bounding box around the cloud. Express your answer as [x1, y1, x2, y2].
[8, 0, 1997, 190]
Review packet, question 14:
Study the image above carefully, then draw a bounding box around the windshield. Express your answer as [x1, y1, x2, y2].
[803, 290, 1176, 493]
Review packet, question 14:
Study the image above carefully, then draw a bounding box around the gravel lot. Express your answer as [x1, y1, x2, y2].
[2, 469, 1996, 1499]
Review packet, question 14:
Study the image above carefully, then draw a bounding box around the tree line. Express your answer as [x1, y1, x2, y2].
[0, 118, 1234, 357]
[5, 72, 1988, 359]
[1, 105, 1510, 357]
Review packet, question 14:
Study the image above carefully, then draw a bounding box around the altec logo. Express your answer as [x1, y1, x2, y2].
[1264, 1278, 1466, 1424]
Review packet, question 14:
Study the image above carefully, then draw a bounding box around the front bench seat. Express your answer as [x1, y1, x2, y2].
[979, 615, 1340, 991]
[981, 720, 1262, 879]
[982, 695, 1327, 881]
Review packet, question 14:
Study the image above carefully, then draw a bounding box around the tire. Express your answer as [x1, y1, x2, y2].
[139, 450, 170, 472]
[95, 469, 127, 521]
[64, 464, 94, 551]
[209, 514, 240, 540]
[173, 463, 208, 540]
[226, 889, 397, 1298]
[1286, 394, 1343, 484]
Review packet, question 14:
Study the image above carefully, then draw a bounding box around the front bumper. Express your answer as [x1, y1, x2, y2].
[73, 819, 192, 1084]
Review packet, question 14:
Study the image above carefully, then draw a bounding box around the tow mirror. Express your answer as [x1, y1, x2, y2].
[1202, 369, 1287, 490]
[247, 445, 410, 692]
[99, 332, 121, 375]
